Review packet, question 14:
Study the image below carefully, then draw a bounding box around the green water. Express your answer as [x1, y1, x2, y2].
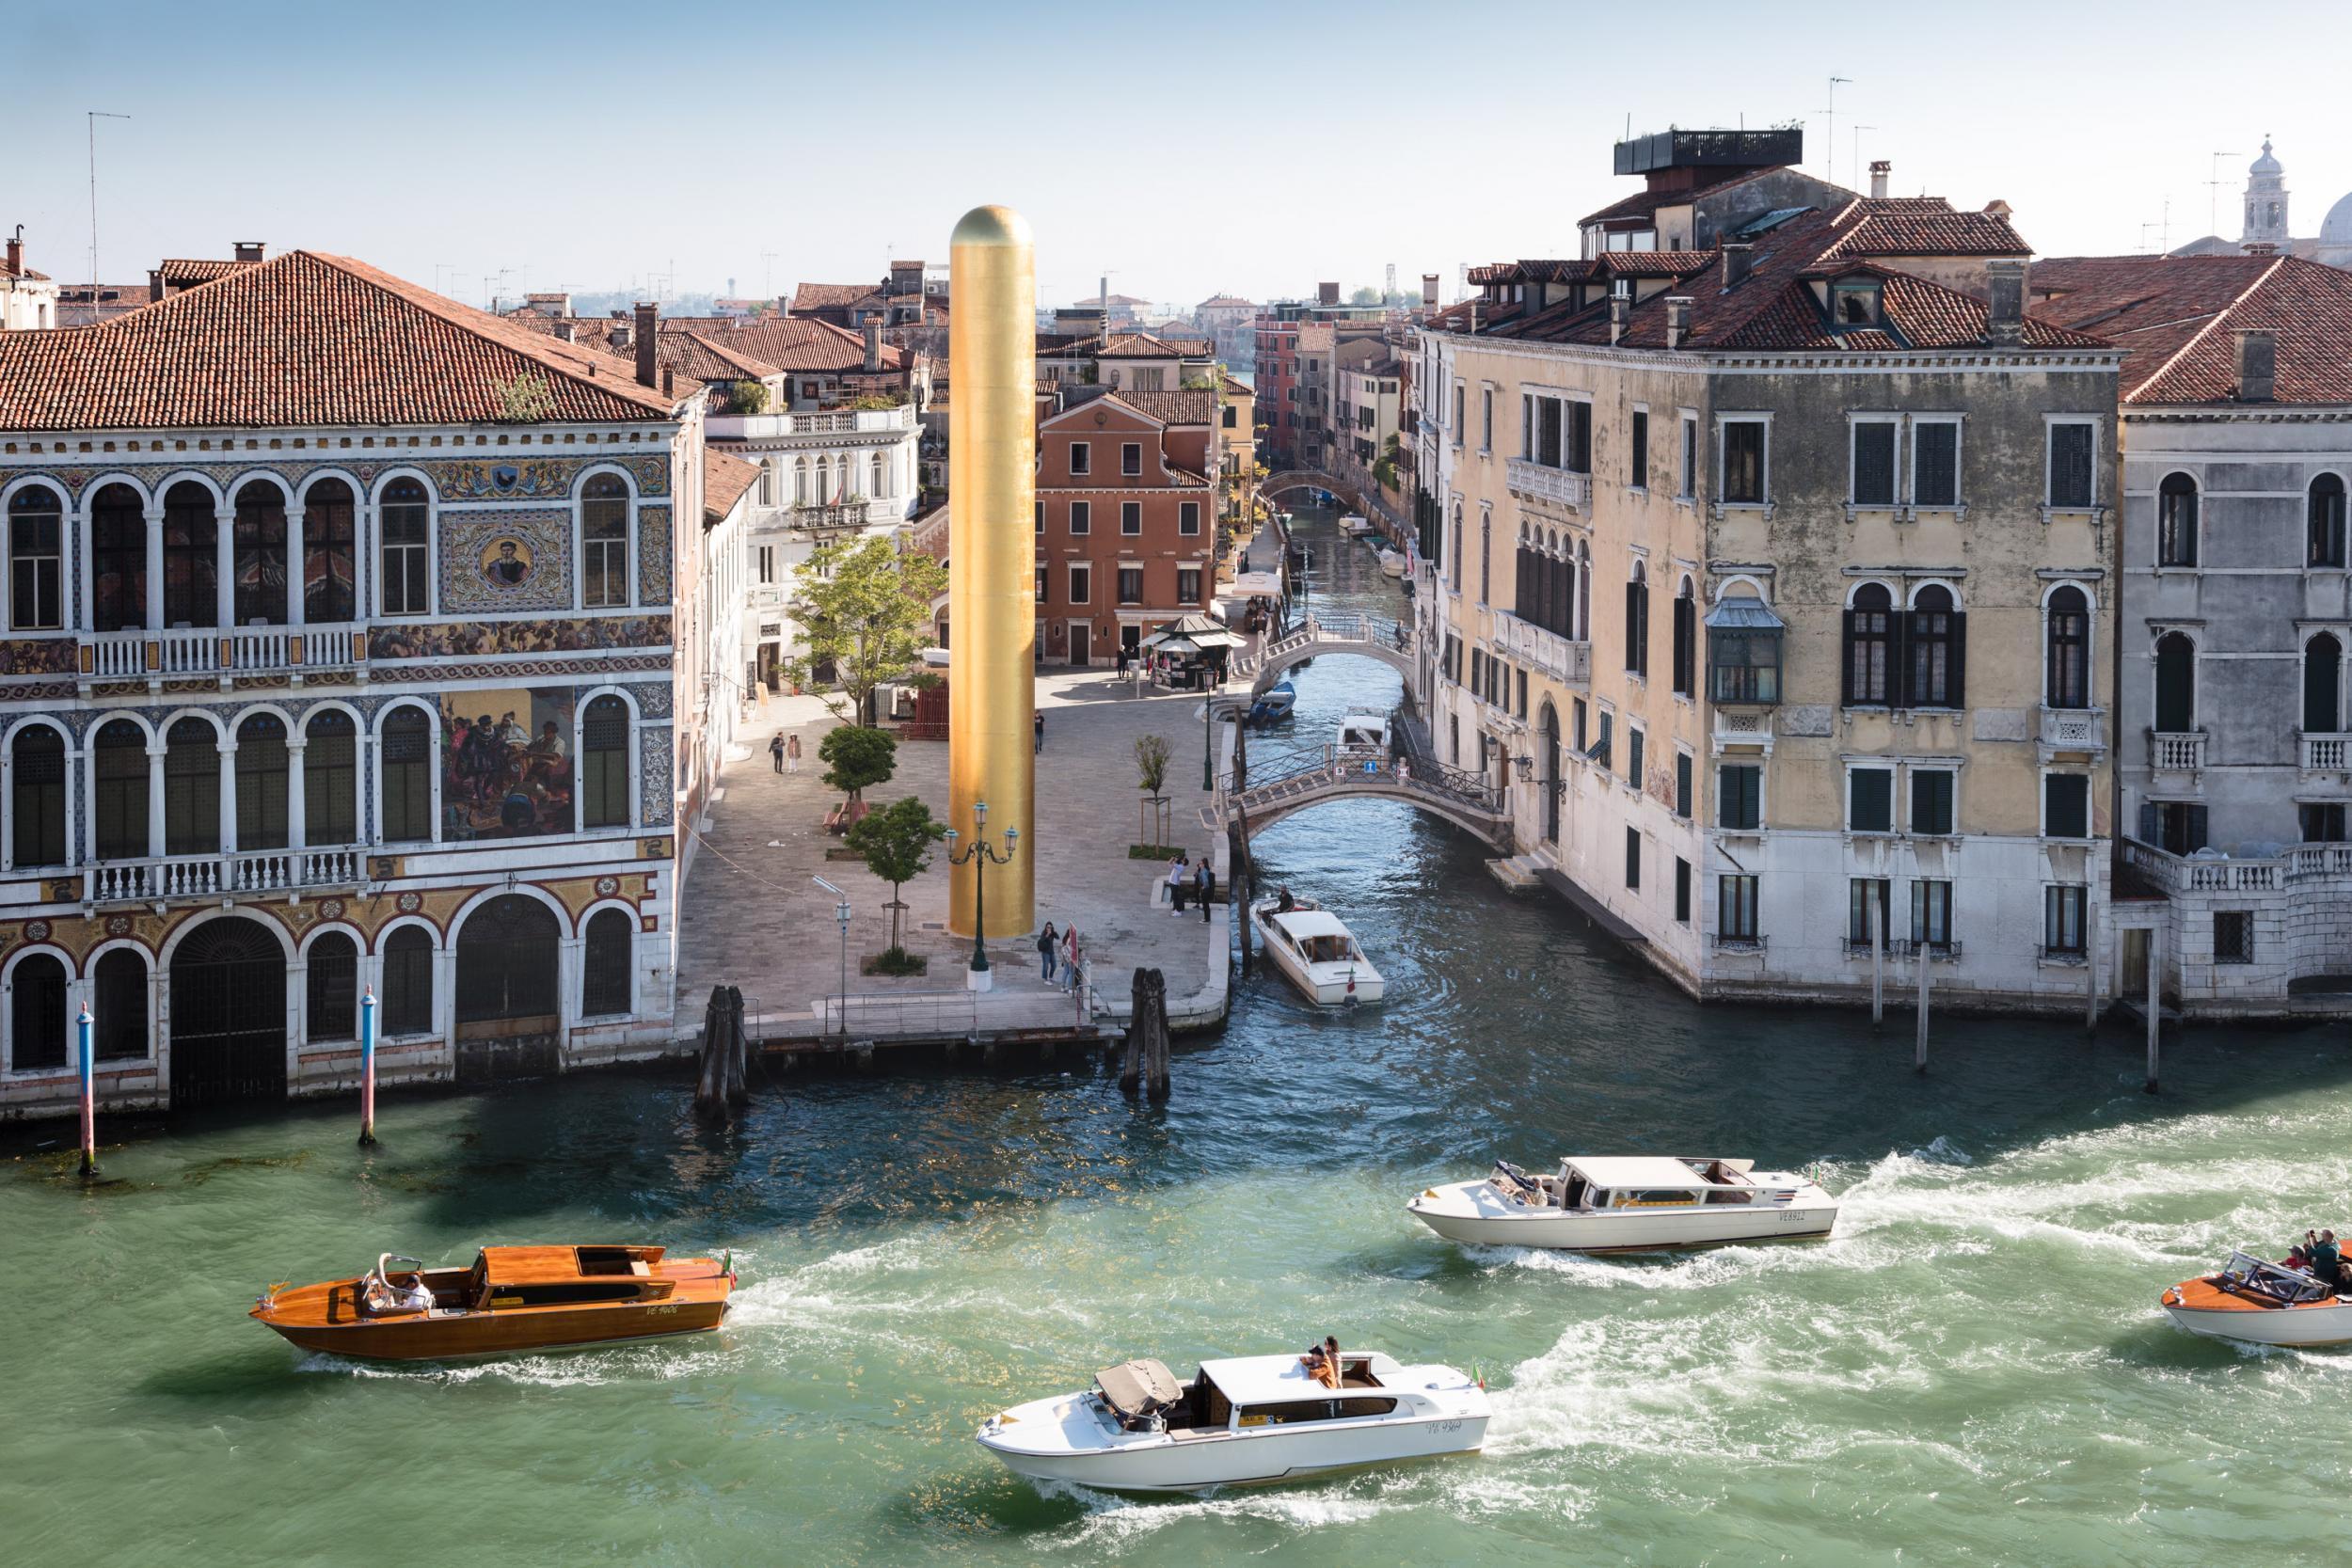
[8, 515, 2351, 1564]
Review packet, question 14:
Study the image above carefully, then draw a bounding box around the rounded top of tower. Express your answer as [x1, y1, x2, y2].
[952, 205, 1033, 250]
[2321, 190, 2352, 245]
[2251, 138, 2282, 177]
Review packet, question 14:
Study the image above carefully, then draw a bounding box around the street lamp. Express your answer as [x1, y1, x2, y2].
[814, 877, 851, 1034]
[944, 800, 1019, 977]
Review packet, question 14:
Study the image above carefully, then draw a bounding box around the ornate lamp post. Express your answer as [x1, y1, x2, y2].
[944, 800, 1019, 988]
[813, 877, 851, 1033]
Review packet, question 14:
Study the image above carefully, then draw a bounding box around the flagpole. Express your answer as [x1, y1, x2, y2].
[77, 1004, 96, 1178]
[358, 989, 378, 1146]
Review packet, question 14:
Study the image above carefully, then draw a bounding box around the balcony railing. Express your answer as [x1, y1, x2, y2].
[81, 623, 363, 684]
[2302, 733, 2352, 772]
[87, 847, 366, 905]
[2122, 836, 2352, 895]
[1505, 459, 1592, 511]
[1713, 708, 1774, 749]
[2039, 705, 2106, 752]
[2148, 730, 2207, 772]
[1493, 610, 1592, 688]
[707, 404, 917, 439]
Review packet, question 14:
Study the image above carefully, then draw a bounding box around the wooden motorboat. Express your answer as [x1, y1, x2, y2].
[1248, 895, 1384, 1006]
[1407, 1156, 1837, 1252]
[977, 1349, 1486, 1494]
[2162, 1251, 2352, 1346]
[251, 1244, 735, 1361]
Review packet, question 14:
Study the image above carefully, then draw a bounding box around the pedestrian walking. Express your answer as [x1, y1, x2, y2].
[1062, 923, 1081, 989]
[1168, 853, 1189, 915]
[1117, 644, 1131, 678]
[1197, 860, 1215, 924]
[1034, 711, 1044, 753]
[1037, 923, 1058, 981]
[770, 732, 785, 773]
[786, 733, 802, 775]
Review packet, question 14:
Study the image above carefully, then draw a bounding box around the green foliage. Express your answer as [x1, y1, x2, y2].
[495, 371, 556, 423]
[818, 724, 897, 806]
[1128, 843, 1186, 860]
[845, 795, 946, 952]
[729, 380, 771, 415]
[1348, 286, 1381, 306]
[1134, 735, 1171, 797]
[849, 392, 907, 411]
[863, 947, 928, 976]
[786, 535, 951, 724]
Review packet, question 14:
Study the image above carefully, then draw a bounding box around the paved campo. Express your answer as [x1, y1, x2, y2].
[673, 666, 1241, 1040]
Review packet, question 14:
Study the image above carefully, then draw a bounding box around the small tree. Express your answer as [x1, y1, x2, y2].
[1372, 434, 1402, 494]
[1135, 734, 1172, 849]
[1349, 285, 1382, 306]
[845, 795, 945, 956]
[820, 725, 897, 813]
[495, 371, 556, 423]
[786, 534, 950, 724]
[729, 379, 771, 415]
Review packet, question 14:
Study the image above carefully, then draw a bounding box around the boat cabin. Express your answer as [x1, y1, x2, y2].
[1092, 1353, 1403, 1436]
[1268, 911, 1361, 967]
[1494, 1156, 1794, 1212]
[1337, 712, 1391, 753]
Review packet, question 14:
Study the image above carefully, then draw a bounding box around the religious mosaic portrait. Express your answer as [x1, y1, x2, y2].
[479, 536, 536, 589]
[441, 687, 576, 841]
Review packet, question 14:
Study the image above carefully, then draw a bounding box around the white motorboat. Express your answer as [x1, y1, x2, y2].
[1407, 1156, 1837, 1252]
[1377, 548, 1406, 577]
[977, 1350, 1487, 1494]
[1336, 710, 1391, 757]
[1250, 896, 1383, 1006]
[1339, 514, 1371, 535]
[2163, 1251, 2352, 1346]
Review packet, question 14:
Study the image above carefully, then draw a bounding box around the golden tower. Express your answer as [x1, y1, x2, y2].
[946, 204, 1037, 940]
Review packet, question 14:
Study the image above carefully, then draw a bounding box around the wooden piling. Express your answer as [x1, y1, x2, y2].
[1868, 895, 1883, 1028]
[693, 984, 748, 1121]
[2145, 927, 2161, 1094]
[2086, 916, 2101, 1036]
[1914, 942, 1930, 1074]
[1120, 968, 1171, 1100]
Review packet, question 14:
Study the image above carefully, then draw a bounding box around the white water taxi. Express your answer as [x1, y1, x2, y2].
[1406, 1156, 1837, 1252]
[977, 1350, 1487, 1494]
[1250, 896, 1383, 1006]
[1377, 547, 1406, 578]
[1336, 711, 1391, 757]
[2162, 1251, 2352, 1346]
[1339, 514, 1372, 535]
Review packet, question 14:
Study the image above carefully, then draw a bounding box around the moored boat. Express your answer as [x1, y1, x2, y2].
[251, 1244, 735, 1361]
[1377, 547, 1406, 577]
[1249, 895, 1384, 1006]
[1407, 1156, 1837, 1252]
[2162, 1251, 2352, 1346]
[977, 1349, 1486, 1494]
[1247, 679, 1297, 725]
[1339, 513, 1371, 535]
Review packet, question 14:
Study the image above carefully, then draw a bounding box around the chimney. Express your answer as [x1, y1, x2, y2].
[1318, 280, 1340, 307]
[1984, 258, 2026, 347]
[1608, 294, 1630, 346]
[890, 259, 923, 296]
[1664, 296, 1693, 350]
[1422, 273, 1438, 308]
[232, 241, 265, 263]
[863, 318, 882, 372]
[553, 321, 576, 343]
[1983, 199, 2013, 221]
[663, 367, 675, 396]
[2236, 328, 2277, 402]
[1721, 244, 1754, 288]
[4, 230, 20, 277]
[149, 268, 165, 303]
[1869, 160, 1891, 200]
[633, 301, 659, 388]
[609, 314, 632, 351]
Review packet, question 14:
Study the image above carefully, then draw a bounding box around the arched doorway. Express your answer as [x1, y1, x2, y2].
[1538, 701, 1561, 844]
[453, 895, 562, 1082]
[2154, 633, 2196, 734]
[168, 917, 287, 1106]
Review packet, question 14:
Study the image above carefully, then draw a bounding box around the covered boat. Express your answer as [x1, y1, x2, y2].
[977, 1349, 1486, 1494]
[1246, 680, 1297, 726]
[1339, 514, 1371, 534]
[1377, 548, 1406, 578]
[251, 1245, 735, 1361]
[2162, 1251, 2352, 1346]
[1249, 897, 1383, 1006]
[1407, 1156, 1837, 1252]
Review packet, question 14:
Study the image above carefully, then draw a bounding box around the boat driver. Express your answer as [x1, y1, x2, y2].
[2307, 1229, 2343, 1291]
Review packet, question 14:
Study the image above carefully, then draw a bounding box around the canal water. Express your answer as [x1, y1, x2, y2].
[8, 509, 2350, 1565]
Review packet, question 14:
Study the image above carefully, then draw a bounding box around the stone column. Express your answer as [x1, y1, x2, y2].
[216, 737, 237, 857]
[142, 505, 166, 633]
[213, 506, 234, 631]
[286, 737, 308, 860]
[144, 741, 167, 862]
[285, 505, 306, 628]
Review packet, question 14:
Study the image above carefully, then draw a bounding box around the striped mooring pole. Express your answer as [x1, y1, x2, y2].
[76, 1005, 96, 1178]
[358, 990, 379, 1147]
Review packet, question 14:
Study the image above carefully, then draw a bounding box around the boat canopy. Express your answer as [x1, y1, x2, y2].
[2220, 1250, 2337, 1304]
[1095, 1358, 1184, 1418]
[1270, 911, 1350, 941]
[1561, 1157, 1722, 1190]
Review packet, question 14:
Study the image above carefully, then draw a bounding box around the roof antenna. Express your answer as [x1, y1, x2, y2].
[1819, 77, 1852, 181]
[2206, 150, 2243, 240]
[87, 110, 132, 301]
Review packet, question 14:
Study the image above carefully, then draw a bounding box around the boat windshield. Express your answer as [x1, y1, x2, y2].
[2219, 1251, 2337, 1304]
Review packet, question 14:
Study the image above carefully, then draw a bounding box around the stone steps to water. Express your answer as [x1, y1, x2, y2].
[1486, 854, 1544, 893]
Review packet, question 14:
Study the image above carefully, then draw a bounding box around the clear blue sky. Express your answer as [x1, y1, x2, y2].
[7, 0, 2347, 310]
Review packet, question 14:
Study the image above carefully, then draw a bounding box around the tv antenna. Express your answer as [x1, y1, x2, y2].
[2206, 150, 2242, 239]
[1819, 77, 1851, 179]
[87, 111, 131, 294]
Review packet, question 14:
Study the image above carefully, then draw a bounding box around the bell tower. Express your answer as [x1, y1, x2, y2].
[2243, 137, 2289, 248]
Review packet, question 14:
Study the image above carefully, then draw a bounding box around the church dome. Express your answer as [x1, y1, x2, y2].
[2251, 138, 2283, 177]
[2322, 190, 2352, 245]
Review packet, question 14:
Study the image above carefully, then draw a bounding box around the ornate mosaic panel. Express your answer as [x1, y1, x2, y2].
[628, 680, 674, 720]
[0, 640, 80, 675]
[640, 723, 675, 827]
[0, 451, 673, 506]
[369, 615, 671, 660]
[638, 506, 672, 602]
[438, 507, 572, 613]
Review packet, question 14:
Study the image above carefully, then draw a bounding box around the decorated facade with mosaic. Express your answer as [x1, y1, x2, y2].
[0, 250, 729, 1118]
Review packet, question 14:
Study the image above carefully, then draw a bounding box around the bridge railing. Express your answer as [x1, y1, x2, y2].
[1220, 747, 1502, 820]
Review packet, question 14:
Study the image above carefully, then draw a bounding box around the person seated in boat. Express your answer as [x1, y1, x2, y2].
[1275, 885, 1295, 913]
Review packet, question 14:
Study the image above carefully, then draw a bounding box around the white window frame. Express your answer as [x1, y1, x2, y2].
[1715, 412, 1772, 511]
[1070, 440, 1091, 476]
[2042, 414, 2103, 514]
[2040, 768, 2093, 842]
[1846, 412, 1902, 511]
[1844, 761, 1897, 836]
[1120, 501, 1142, 536]
[1678, 409, 1700, 502]
[1068, 562, 1091, 606]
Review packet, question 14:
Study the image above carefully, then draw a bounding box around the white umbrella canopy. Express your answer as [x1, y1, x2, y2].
[1141, 613, 1244, 652]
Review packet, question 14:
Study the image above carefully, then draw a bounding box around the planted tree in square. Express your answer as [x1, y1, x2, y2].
[845, 795, 945, 967]
[786, 534, 949, 725]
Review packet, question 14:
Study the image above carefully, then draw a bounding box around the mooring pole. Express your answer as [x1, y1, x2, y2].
[1914, 942, 1930, 1074]
[2145, 926, 2161, 1094]
[358, 990, 378, 1146]
[2085, 909, 2101, 1035]
[76, 1005, 96, 1178]
[1868, 893, 1883, 1028]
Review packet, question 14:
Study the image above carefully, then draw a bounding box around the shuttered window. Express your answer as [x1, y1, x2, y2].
[1851, 421, 1897, 506]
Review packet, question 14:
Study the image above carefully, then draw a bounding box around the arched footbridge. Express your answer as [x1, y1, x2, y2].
[1261, 468, 1366, 515]
[1207, 747, 1513, 853]
[1238, 611, 1417, 696]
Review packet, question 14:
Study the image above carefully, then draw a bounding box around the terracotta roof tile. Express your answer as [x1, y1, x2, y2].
[1114, 389, 1216, 425]
[2033, 254, 2352, 404]
[0, 248, 684, 432]
[703, 448, 762, 525]
[1097, 331, 1213, 358]
[1816, 198, 2030, 261]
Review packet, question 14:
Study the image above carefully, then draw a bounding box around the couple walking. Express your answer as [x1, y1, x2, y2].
[1165, 853, 1215, 922]
[1036, 922, 1082, 988]
[769, 731, 801, 774]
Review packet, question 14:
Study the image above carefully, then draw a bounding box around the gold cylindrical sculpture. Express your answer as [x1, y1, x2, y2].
[947, 204, 1036, 940]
